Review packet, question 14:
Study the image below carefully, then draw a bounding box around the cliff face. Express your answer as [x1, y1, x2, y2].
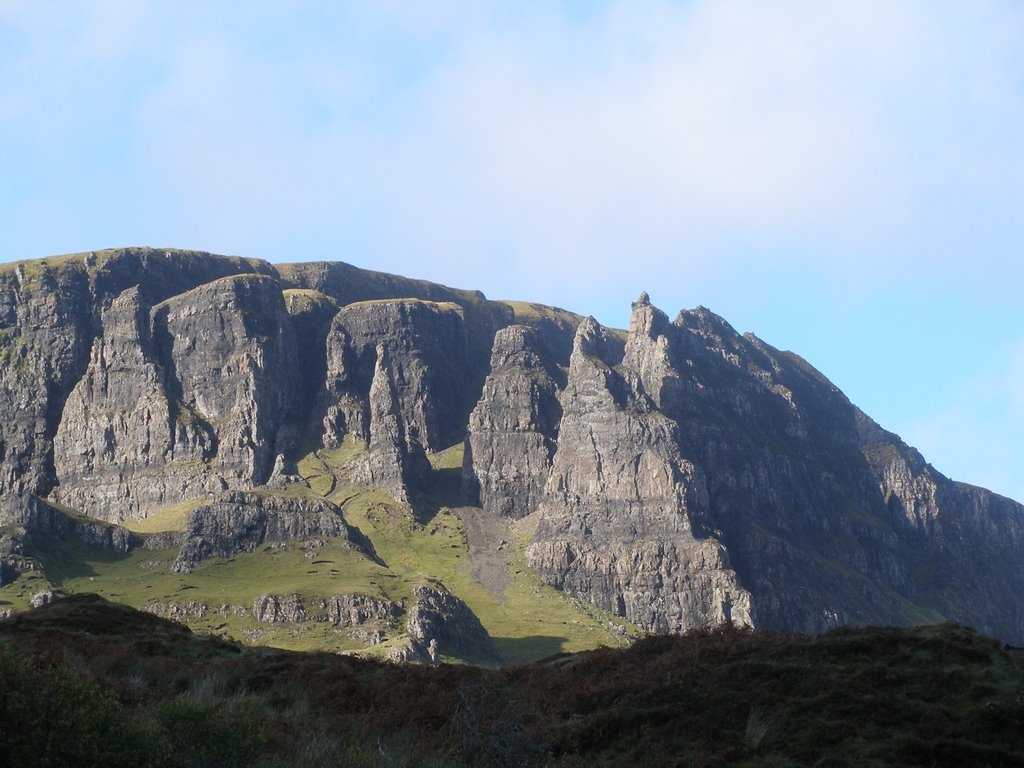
[317, 299, 473, 503]
[52, 274, 299, 522]
[2, 248, 1023, 645]
[0, 249, 276, 511]
[525, 317, 753, 633]
[464, 325, 563, 519]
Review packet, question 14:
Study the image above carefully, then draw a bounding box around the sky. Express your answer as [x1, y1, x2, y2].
[1, 1, 1022, 501]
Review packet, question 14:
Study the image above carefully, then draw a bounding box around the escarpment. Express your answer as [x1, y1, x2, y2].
[172, 491, 365, 572]
[53, 274, 299, 522]
[1, 248, 1023, 649]
[525, 316, 754, 633]
[464, 324, 563, 519]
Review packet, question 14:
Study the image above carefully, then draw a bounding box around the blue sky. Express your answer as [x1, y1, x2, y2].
[2, 1, 1022, 502]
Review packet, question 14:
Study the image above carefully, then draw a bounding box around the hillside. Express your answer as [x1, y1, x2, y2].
[1, 247, 1024, 663]
[2, 595, 1023, 767]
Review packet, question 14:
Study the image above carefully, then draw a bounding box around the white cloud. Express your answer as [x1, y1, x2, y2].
[1, 0, 1021, 501]
[8, 1, 1019, 293]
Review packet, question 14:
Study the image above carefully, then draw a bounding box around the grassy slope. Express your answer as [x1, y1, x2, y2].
[0, 440, 635, 664]
[122, 500, 209, 533]
[498, 300, 582, 326]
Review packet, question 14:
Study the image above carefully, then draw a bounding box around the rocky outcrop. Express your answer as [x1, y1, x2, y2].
[318, 299, 473, 504]
[856, 412, 1024, 640]
[321, 299, 470, 451]
[51, 287, 218, 522]
[51, 274, 299, 523]
[526, 316, 754, 633]
[248, 592, 402, 635]
[0, 261, 93, 501]
[363, 345, 430, 505]
[0, 250, 511, 520]
[390, 585, 500, 666]
[281, 288, 339, 437]
[0, 532, 30, 587]
[0, 248, 274, 507]
[253, 593, 306, 624]
[464, 325, 563, 518]
[152, 274, 298, 491]
[323, 593, 403, 627]
[277, 259, 513, 376]
[143, 600, 248, 622]
[172, 492, 363, 572]
[2, 494, 132, 553]
[30, 590, 58, 608]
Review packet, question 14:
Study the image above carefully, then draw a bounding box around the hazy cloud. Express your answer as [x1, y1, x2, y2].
[2, 1, 1022, 498]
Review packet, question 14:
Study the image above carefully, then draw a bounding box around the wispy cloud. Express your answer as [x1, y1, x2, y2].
[113, 1, 1024, 304]
[1, 1, 1022, 499]
[4, 2, 1022, 293]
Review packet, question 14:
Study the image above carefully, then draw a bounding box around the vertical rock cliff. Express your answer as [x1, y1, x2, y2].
[52, 287, 215, 521]
[464, 325, 563, 519]
[1, 248, 1023, 645]
[0, 248, 275, 511]
[525, 316, 754, 632]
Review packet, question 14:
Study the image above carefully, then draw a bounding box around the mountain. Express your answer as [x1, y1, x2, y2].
[1, 247, 1022, 662]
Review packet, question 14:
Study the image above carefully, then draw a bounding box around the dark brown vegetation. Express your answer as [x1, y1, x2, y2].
[2, 594, 1023, 767]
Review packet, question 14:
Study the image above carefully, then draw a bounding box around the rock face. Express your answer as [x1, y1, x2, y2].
[0, 248, 275, 508]
[318, 299, 474, 504]
[324, 593, 403, 628]
[2, 248, 1024, 645]
[526, 316, 754, 633]
[51, 287, 217, 522]
[172, 492, 363, 573]
[253, 594, 307, 624]
[40, 261, 294, 523]
[153, 274, 298, 490]
[391, 585, 500, 666]
[464, 325, 563, 519]
[1, 494, 133, 553]
[0, 250, 503, 523]
[856, 414, 1024, 640]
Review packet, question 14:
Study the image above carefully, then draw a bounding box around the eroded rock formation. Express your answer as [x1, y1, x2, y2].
[464, 325, 563, 519]
[0, 248, 1022, 645]
[172, 492, 363, 573]
[390, 585, 500, 666]
[526, 315, 753, 633]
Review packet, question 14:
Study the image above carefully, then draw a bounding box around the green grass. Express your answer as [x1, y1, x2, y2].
[0, 250, 98, 282]
[1, 475, 637, 662]
[13, 526, 401, 655]
[275, 261, 493, 310]
[426, 442, 464, 471]
[322, 439, 369, 468]
[2, 429, 632, 664]
[296, 452, 335, 496]
[296, 438, 369, 496]
[252, 483, 323, 501]
[340, 297, 464, 315]
[123, 499, 209, 533]
[281, 288, 338, 308]
[498, 299, 583, 325]
[336, 484, 638, 665]
[0, 568, 55, 612]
